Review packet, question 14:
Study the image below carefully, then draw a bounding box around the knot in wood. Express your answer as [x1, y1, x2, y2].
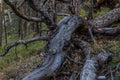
[49, 49, 57, 55]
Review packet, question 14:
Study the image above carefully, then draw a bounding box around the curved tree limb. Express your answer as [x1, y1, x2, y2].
[3, 0, 44, 22]
[0, 36, 48, 57]
[16, 0, 26, 8]
[27, 0, 54, 27]
[22, 15, 84, 80]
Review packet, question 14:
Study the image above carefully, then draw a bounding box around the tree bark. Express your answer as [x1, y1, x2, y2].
[22, 15, 84, 80]
[0, 0, 3, 46]
[89, 8, 120, 28]
[79, 41, 112, 80]
[0, 10, 2, 46]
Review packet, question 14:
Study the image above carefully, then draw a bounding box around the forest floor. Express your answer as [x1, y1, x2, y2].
[1, 30, 120, 80]
[0, 54, 44, 80]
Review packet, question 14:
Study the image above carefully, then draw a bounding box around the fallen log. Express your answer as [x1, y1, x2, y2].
[80, 51, 112, 80]
[80, 57, 97, 80]
[22, 15, 84, 80]
[89, 8, 120, 28]
[79, 41, 112, 80]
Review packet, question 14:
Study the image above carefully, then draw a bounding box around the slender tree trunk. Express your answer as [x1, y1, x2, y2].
[23, 20, 27, 37]
[18, 18, 21, 38]
[0, 16, 2, 46]
[0, 0, 3, 46]
[3, 16, 7, 45]
[35, 13, 40, 35]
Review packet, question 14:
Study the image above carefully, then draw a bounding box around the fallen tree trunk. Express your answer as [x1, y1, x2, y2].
[22, 15, 84, 80]
[89, 8, 120, 28]
[79, 41, 112, 80]
[80, 52, 112, 80]
[80, 57, 97, 80]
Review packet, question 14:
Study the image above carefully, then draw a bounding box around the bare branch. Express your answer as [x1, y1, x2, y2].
[57, 13, 70, 16]
[3, 0, 44, 22]
[110, 66, 114, 80]
[27, 0, 54, 26]
[16, 0, 26, 8]
[66, 55, 82, 65]
[93, 26, 120, 35]
[112, 62, 120, 73]
[0, 36, 48, 57]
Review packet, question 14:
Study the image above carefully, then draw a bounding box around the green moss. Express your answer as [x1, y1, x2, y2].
[57, 16, 64, 22]
[80, 9, 87, 16]
[41, 23, 48, 31]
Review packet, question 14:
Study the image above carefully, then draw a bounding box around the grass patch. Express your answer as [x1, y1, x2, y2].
[93, 7, 111, 17]
[0, 41, 45, 69]
[0, 30, 46, 69]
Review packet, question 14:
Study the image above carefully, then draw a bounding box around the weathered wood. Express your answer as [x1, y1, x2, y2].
[80, 57, 97, 80]
[22, 15, 83, 80]
[80, 53, 112, 80]
[93, 27, 120, 35]
[89, 8, 120, 28]
[75, 8, 120, 80]
[79, 41, 112, 80]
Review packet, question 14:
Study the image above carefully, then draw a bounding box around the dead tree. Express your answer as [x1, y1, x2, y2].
[1, 0, 120, 80]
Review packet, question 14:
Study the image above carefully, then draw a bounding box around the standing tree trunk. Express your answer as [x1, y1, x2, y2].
[3, 16, 7, 45]
[0, 0, 3, 46]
